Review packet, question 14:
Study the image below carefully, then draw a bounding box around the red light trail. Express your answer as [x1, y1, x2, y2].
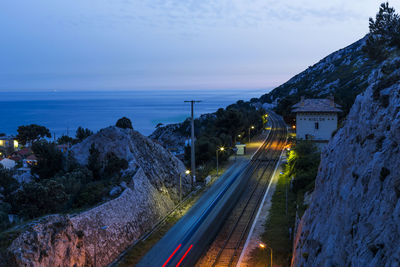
[176, 245, 193, 267]
[162, 244, 182, 267]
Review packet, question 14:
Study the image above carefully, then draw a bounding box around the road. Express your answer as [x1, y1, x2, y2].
[137, 113, 287, 267]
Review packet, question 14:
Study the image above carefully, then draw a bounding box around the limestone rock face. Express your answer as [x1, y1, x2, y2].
[149, 123, 186, 153]
[6, 127, 191, 266]
[292, 65, 400, 266]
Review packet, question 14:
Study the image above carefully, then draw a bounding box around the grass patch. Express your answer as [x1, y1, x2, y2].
[249, 141, 320, 267]
[249, 172, 296, 267]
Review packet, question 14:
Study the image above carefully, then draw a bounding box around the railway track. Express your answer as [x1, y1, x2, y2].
[197, 114, 287, 267]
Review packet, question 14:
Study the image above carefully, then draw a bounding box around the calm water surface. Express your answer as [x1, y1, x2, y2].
[0, 89, 268, 136]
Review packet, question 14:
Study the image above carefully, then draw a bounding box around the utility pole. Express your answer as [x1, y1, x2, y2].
[184, 100, 201, 187]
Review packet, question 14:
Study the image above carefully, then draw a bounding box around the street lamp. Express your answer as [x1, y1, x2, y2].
[216, 147, 225, 176]
[179, 170, 190, 202]
[259, 242, 273, 267]
[248, 125, 255, 143]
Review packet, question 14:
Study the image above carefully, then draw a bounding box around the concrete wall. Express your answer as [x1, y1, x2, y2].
[296, 112, 337, 141]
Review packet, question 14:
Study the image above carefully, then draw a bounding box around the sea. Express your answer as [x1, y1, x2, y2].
[0, 89, 269, 137]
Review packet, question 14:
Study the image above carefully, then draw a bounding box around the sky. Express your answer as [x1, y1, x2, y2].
[0, 0, 398, 91]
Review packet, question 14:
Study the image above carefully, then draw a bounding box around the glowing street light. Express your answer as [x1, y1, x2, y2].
[259, 242, 273, 267]
[179, 170, 190, 202]
[216, 147, 225, 176]
[249, 125, 255, 143]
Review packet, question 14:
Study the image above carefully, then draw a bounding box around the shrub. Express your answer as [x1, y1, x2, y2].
[76, 127, 93, 142]
[380, 167, 390, 181]
[380, 94, 390, 108]
[74, 182, 106, 208]
[88, 143, 102, 180]
[366, 133, 375, 140]
[103, 152, 129, 177]
[57, 135, 75, 145]
[31, 141, 64, 179]
[116, 117, 133, 129]
[376, 136, 386, 151]
[11, 179, 68, 219]
[373, 73, 400, 101]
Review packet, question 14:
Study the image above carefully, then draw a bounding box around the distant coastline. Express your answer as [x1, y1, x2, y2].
[0, 89, 269, 137]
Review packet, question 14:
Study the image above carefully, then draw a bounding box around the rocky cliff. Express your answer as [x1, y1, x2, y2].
[292, 56, 400, 266]
[6, 127, 191, 266]
[258, 36, 380, 118]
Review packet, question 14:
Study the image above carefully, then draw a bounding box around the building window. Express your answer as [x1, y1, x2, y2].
[315, 122, 319, 129]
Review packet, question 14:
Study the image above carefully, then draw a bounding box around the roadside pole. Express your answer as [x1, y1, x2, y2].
[184, 100, 201, 187]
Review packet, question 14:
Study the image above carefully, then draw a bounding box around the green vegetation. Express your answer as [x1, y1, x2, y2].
[0, 167, 18, 231]
[116, 117, 133, 129]
[16, 124, 51, 146]
[363, 2, 400, 103]
[249, 141, 320, 266]
[177, 100, 265, 180]
[76, 127, 93, 142]
[31, 141, 64, 179]
[57, 126, 93, 145]
[257, 2, 400, 126]
[364, 2, 400, 61]
[0, 120, 130, 233]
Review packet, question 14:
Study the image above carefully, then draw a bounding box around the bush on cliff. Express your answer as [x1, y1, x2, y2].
[76, 126, 93, 142]
[104, 152, 129, 177]
[364, 2, 400, 61]
[11, 179, 69, 219]
[116, 117, 133, 129]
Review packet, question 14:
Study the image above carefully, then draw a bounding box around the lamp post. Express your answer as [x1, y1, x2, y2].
[179, 170, 190, 202]
[248, 125, 255, 143]
[216, 147, 225, 176]
[259, 242, 273, 267]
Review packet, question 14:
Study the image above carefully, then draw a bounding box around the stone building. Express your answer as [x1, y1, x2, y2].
[292, 96, 342, 142]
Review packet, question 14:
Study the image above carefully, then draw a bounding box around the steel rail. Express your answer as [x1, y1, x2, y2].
[203, 114, 287, 267]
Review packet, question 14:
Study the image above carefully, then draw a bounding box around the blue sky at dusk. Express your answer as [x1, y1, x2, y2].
[0, 0, 396, 91]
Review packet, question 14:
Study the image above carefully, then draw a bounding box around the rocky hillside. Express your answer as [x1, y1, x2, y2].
[292, 55, 400, 265]
[258, 36, 379, 120]
[4, 126, 191, 266]
[151, 37, 378, 150]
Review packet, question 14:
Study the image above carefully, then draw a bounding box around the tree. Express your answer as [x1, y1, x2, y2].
[57, 135, 75, 145]
[16, 124, 51, 146]
[364, 2, 400, 60]
[76, 127, 93, 142]
[88, 143, 102, 180]
[116, 117, 133, 129]
[215, 109, 244, 145]
[103, 152, 128, 177]
[11, 179, 68, 219]
[0, 167, 18, 198]
[31, 141, 64, 179]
